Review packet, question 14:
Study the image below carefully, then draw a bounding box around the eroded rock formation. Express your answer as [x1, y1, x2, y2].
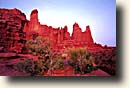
[24, 9, 98, 52]
[0, 8, 26, 53]
[0, 8, 105, 53]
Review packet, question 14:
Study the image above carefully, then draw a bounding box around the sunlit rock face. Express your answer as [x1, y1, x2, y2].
[0, 8, 26, 53]
[0, 8, 104, 53]
[23, 9, 40, 40]
[29, 9, 40, 32]
[24, 9, 99, 52]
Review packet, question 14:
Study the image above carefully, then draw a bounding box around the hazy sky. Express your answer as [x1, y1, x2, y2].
[0, 0, 116, 46]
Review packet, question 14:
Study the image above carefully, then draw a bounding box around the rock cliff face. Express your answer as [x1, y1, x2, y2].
[0, 8, 26, 53]
[0, 8, 103, 53]
[24, 9, 97, 52]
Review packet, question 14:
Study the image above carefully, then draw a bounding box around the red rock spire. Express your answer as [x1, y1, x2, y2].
[30, 9, 38, 22]
[85, 25, 94, 43]
[29, 9, 40, 32]
[72, 22, 82, 42]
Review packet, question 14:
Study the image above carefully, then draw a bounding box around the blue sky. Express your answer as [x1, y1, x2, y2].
[0, 0, 116, 46]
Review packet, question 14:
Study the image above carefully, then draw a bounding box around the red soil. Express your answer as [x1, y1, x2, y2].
[43, 66, 110, 76]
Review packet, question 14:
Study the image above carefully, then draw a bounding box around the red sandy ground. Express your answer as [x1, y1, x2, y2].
[0, 62, 110, 76]
[43, 66, 110, 76]
[0, 54, 110, 76]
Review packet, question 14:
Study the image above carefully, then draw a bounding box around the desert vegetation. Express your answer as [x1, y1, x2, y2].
[0, 36, 115, 76]
[67, 48, 98, 74]
[92, 48, 116, 75]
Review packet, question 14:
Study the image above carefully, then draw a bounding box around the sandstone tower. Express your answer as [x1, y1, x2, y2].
[0, 8, 97, 53]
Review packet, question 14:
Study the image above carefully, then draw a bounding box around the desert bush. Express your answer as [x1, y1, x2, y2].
[92, 48, 116, 75]
[67, 48, 97, 74]
[26, 36, 51, 60]
[15, 58, 34, 75]
[15, 58, 48, 76]
[50, 54, 64, 70]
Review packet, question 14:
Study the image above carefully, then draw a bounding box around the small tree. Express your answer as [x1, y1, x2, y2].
[26, 36, 51, 59]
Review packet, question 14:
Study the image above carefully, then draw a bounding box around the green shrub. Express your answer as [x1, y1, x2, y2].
[15, 58, 48, 76]
[26, 36, 51, 59]
[67, 48, 97, 74]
